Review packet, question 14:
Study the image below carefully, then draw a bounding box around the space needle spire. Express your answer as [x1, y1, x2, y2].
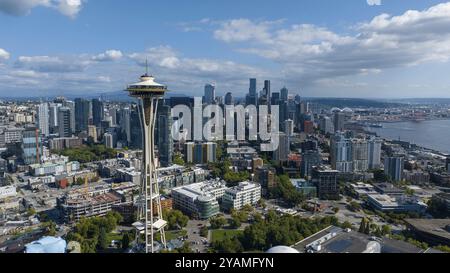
[126, 66, 168, 253]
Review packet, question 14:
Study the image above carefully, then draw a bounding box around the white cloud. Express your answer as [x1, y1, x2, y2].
[0, 0, 83, 18]
[367, 0, 381, 6]
[0, 48, 10, 61]
[128, 46, 268, 93]
[92, 50, 123, 62]
[16, 55, 90, 72]
[213, 3, 450, 86]
[214, 19, 284, 43]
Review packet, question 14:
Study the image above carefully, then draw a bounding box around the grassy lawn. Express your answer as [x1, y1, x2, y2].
[107, 232, 123, 242]
[155, 230, 187, 242]
[211, 229, 243, 243]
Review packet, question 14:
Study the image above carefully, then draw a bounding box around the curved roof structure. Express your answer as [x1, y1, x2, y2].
[25, 236, 67, 253]
[266, 246, 300, 254]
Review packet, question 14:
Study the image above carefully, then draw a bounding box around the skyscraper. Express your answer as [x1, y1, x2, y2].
[157, 103, 173, 167]
[224, 92, 234, 105]
[64, 100, 76, 134]
[263, 80, 271, 98]
[446, 157, 450, 173]
[301, 150, 321, 178]
[130, 105, 143, 149]
[368, 137, 382, 169]
[48, 103, 59, 134]
[119, 106, 131, 145]
[246, 78, 258, 106]
[330, 132, 353, 173]
[334, 111, 346, 132]
[319, 116, 334, 135]
[21, 127, 42, 165]
[204, 83, 216, 104]
[273, 132, 290, 162]
[352, 139, 369, 172]
[384, 157, 404, 182]
[75, 98, 90, 132]
[92, 98, 104, 127]
[280, 87, 289, 101]
[249, 78, 257, 97]
[58, 107, 72, 138]
[37, 103, 49, 137]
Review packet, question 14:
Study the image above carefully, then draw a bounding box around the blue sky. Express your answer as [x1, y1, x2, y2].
[1, 0, 450, 98]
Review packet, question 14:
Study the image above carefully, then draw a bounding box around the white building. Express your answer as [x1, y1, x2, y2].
[37, 103, 50, 137]
[171, 180, 227, 219]
[0, 186, 17, 199]
[222, 181, 261, 211]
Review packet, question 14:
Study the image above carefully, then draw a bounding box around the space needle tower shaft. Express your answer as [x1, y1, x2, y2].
[126, 68, 168, 253]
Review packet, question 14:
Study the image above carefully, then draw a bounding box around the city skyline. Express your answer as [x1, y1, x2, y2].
[1, 1, 450, 99]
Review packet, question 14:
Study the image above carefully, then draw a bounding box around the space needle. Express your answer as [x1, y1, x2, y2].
[126, 63, 167, 253]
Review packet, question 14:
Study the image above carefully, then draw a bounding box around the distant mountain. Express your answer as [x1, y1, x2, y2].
[304, 97, 405, 109]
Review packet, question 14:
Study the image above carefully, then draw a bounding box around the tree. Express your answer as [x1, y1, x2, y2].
[165, 210, 189, 230]
[210, 216, 227, 229]
[229, 217, 241, 229]
[122, 232, 130, 250]
[341, 221, 353, 230]
[27, 207, 36, 217]
[381, 225, 392, 236]
[173, 154, 185, 166]
[348, 201, 361, 212]
[332, 207, 340, 214]
[200, 226, 209, 238]
[97, 228, 109, 250]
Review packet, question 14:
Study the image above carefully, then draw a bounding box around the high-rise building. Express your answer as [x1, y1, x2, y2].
[57, 107, 72, 138]
[92, 98, 104, 127]
[312, 166, 340, 200]
[21, 127, 42, 165]
[64, 101, 76, 134]
[37, 103, 49, 137]
[157, 104, 173, 167]
[280, 87, 289, 101]
[104, 132, 114, 148]
[334, 111, 346, 132]
[75, 98, 90, 132]
[224, 92, 234, 105]
[368, 137, 382, 169]
[319, 116, 334, 135]
[48, 103, 59, 134]
[301, 150, 321, 178]
[119, 107, 131, 144]
[246, 78, 258, 106]
[129, 105, 143, 149]
[263, 80, 271, 99]
[352, 139, 369, 172]
[284, 119, 294, 137]
[384, 157, 404, 182]
[273, 132, 290, 162]
[446, 157, 450, 173]
[204, 84, 216, 104]
[330, 132, 353, 173]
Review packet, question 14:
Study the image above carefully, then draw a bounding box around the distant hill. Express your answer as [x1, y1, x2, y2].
[304, 97, 405, 109]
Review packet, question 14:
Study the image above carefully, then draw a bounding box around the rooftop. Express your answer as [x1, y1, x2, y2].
[404, 219, 450, 241]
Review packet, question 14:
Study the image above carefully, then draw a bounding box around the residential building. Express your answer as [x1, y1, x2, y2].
[222, 182, 261, 211]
